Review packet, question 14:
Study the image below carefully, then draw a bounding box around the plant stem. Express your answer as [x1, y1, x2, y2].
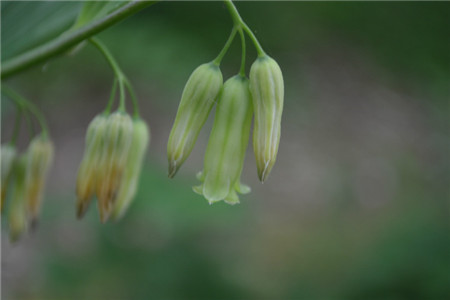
[89, 38, 124, 81]
[104, 78, 118, 114]
[10, 108, 23, 145]
[238, 28, 246, 76]
[24, 109, 36, 137]
[213, 27, 238, 66]
[1, 0, 156, 79]
[1, 86, 49, 137]
[123, 79, 140, 118]
[224, 0, 266, 57]
[89, 37, 127, 112]
[118, 78, 126, 112]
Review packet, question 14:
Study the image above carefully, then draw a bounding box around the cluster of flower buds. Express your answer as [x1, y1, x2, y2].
[1, 135, 54, 241]
[167, 56, 283, 205]
[166, 1, 284, 205]
[76, 112, 149, 222]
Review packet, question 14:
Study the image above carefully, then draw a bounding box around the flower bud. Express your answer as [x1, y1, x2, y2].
[25, 135, 54, 222]
[1, 144, 16, 212]
[193, 75, 252, 205]
[8, 155, 27, 242]
[167, 62, 223, 178]
[249, 55, 284, 182]
[111, 118, 150, 220]
[96, 112, 133, 223]
[76, 114, 108, 218]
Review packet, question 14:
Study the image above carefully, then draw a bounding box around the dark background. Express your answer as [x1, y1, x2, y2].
[2, 1, 449, 299]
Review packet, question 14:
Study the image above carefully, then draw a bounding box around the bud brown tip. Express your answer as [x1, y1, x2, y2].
[258, 161, 271, 183]
[168, 161, 178, 179]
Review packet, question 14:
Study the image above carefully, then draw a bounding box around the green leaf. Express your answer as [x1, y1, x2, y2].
[1, 1, 129, 63]
[71, 1, 129, 30]
[1, 1, 153, 78]
[1, 1, 81, 61]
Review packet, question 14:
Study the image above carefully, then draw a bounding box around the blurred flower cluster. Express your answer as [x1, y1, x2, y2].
[75, 38, 149, 223]
[1, 88, 54, 241]
[76, 112, 149, 223]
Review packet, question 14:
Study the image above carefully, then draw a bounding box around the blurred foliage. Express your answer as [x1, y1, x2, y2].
[1, 1, 80, 61]
[2, 1, 449, 300]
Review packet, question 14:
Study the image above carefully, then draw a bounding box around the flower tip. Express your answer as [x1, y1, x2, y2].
[258, 162, 271, 183]
[99, 213, 109, 224]
[98, 205, 110, 223]
[168, 161, 179, 178]
[224, 200, 240, 206]
[30, 218, 39, 231]
[76, 204, 87, 219]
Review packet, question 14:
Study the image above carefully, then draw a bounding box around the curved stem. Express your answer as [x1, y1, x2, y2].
[213, 27, 238, 66]
[118, 77, 126, 112]
[238, 28, 246, 76]
[124, 79, 140, 118]
[1, 86, 49, 137]
[10, 108, 23, 145]
[23, 109, 36, 137]
[224, 0, 266, 57]
[89, 37, 127, 112]
[104, 78, 118, 114]
[89, 38, 124, 80]
[2, 1, 156, 79]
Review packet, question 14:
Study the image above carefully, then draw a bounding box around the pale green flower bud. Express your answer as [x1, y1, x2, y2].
[167, 62, 223, 178]
[1, 144, 16, 212]
[25, 135, 54, 222]
[76, 114, 108, 218]
[249, 55, 284, 182]
[193, 75, 252, 205]
[111, 118, 150, 221]
[8, 155, 27, 242]
[96, 112, 133, 223]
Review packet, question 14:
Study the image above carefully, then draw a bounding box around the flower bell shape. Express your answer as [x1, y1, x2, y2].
[1, 144, 16, 212]
[193, 75, 253, 205]
[25, 135, 54, 223]
[111, 118, 150, 220]
[76, 114, 108, 218]
[95, 112, 133, 223]
[8, 155, 27, 242]
[249, 55, 284, 182]
[167, 62, 223, 178]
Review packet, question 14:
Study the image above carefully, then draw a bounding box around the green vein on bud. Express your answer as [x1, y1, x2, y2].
[96, 112, 133, 223]
[25, 134, 54, 223]
[194, 75, 253, 205]
[111, 118, 149, 221]
[76, 114, 108, 219]
[1, 144, 16, 212]
[167, 62, 223, 178]
[249, 55, 284, 182]
[7, 155, 27, 242]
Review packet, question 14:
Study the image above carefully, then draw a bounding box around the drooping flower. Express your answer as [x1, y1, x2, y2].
[249, 55, 284, 182]
[111, 118, 150, 220]
[8, 155, 28, 242]
[95, 112, 133, 222]
[1, 144, 16, 212]
[167, 62, 223, 178]
[76, 114, 108, 218]
[194, 75, 252, 205]
[24, 134, 54, 223]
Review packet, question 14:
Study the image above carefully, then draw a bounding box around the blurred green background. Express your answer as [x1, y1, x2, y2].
[1, 1, 449, 300]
